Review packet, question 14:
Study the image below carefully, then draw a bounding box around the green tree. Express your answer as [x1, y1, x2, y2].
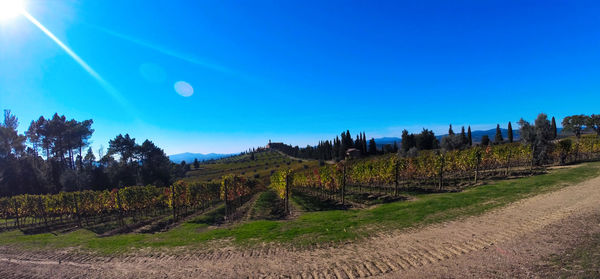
[586, 114, 600, 137]
[139, 140, 171, 186]
[401, 129, 416, 152]
[415, 129, 438, 150]
[467, 126, 472, 146]
[519, 113, 553, 166]
[494, 124, 503, 143]
[480, 135, 490, 146]
[368, 138, 377, 155]
[551, 116, 557, 139]
[562, 115, 588, 139]
[507, 122, 513, 143]
[460, 126, 468, 146]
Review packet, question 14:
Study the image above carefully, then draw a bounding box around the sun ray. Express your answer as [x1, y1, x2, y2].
[21, 10, 131, 110]
[90, 25, 255, 83]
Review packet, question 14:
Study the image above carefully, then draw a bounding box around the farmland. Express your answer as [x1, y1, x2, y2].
[1, 135, 600, 250]
[184, 150, 319, 185]
[2, 123, 600, 277]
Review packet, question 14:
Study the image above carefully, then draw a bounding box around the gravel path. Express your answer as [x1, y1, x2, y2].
[2, 175, 600, 278]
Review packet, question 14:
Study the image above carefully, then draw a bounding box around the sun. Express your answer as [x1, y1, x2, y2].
[0, 0, 25, 21]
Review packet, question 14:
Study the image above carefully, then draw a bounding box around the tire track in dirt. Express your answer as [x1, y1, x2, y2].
[2, 175, 600, 278]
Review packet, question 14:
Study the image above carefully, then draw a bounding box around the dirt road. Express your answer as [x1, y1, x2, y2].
[2, 175, 600, 278]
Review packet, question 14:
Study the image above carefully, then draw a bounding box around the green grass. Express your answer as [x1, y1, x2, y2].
[291, 191, 348, 211]
[247, 190, 285, 220]
[2, 162, 599, 254]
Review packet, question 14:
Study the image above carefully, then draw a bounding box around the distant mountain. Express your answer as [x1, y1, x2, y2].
[373, 127, 563, 147]
[454, 128, 521, 143]
[168, 152, 234, 163]
[374, 137, 401, 148]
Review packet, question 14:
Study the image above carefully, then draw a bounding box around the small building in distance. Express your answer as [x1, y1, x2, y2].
[266, 140, 284, 149]
[345, 148, 362, 159]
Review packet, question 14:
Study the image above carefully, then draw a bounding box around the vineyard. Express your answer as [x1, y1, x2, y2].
[2, 136, 600, 236]
[272, 137, 600, 207]
[185, 150, 319, 185]
[0, 176, 260, 234]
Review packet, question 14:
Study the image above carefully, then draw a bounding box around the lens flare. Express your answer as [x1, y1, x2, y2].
[174, 81, 194, 97]
[0, 0, 24, 21]
[20, 10, 129, 108]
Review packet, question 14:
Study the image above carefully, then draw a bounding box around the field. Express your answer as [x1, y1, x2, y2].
[2, 142, 600, 277]
[1, 162, 600, 278]
[184, 150, 319, 185]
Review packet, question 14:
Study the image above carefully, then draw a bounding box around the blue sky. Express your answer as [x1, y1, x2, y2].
[1, 0, 599, 155]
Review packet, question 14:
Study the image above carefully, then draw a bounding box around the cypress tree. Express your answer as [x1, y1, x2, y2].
[481, 135, 490, 146]
[495, 124, 503, 143]
[467, 126, 472, 146]
[507, 122, 513, 143]
[460, 126, 468, 146]
[362, 132, 367, 154]
[368, 138, 377, 155]
[551, 117, 557, 139]
[448, 124, 454, 135]
[339, 132, 346, 158]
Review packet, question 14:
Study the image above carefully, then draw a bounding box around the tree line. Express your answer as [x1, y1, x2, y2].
[0, 110, 184, 197]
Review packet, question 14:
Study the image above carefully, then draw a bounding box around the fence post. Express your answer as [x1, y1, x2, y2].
[505, 149, 511, 176]
[474, 153, 481, 184]
[342, 164, 346, 205]
[284, 173, 290, 214]
[13, 200, 19, 229]
[116, 190, 124, 227]
[394, 161, 399, 197]
[438, 154, 445, 191]
[224, 180, 229, 218]
[74, 193, 81, 227]
[171, 184, 177, 222]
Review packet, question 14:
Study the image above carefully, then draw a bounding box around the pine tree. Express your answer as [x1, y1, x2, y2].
[507, 122, 513, 143]
[495, 124, 503, 143]
[467, 126, 472, 146]
[448, 124, 454, 135]
[551, 116, 557, 139]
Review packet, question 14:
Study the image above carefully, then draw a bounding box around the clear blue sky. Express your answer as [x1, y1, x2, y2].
[1, 0, 599, 155]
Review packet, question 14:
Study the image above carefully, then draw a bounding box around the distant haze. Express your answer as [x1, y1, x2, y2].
[168, 153, 234, 163]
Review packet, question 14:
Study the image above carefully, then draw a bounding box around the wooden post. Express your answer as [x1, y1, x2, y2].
[285, 173, 290, 214]
[394, 161, 399, 197]
[505, 149, 511, 176]
[14, 200, 19, 229]
[474, 154, 481, 184]
[342, 164, 346, 205]
[38, 196, 48, 229]
[116, 191, 124, 227]
[74, 194, 81, 227]
[224, 180, 229, 218]
[438, 154, 445, 191]
[171, 184, 177, 222]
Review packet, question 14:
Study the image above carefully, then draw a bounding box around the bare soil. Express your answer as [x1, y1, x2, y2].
[2, 175, 600, 278]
